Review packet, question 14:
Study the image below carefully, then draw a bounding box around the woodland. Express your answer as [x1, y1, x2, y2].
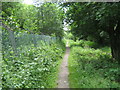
[1, 1, 120, 88]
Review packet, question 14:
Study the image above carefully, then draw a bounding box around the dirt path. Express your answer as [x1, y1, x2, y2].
[57, 42, 70, 88]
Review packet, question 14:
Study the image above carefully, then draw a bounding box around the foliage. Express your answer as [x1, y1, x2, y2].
[2, 2, 64, 38]
[69, 46, 120, 88]
[2, 40, 65, 88]
[62, 2, 120, 62]
[2, 2, 66, 88]
[37, 3, 64, 38]
[69, 40, 99, 49]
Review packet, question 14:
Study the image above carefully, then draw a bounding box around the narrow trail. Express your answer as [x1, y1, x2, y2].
[57, 42, 70, 88]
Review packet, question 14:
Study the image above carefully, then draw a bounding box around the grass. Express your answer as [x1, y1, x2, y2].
[68, 46, 120, 88]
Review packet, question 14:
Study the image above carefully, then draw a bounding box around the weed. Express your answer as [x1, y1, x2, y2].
[69, 46, 120, 88]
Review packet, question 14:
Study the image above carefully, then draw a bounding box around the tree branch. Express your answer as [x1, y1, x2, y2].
[2, 23, 13, 31]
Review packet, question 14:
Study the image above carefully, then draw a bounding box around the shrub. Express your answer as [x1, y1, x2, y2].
[69, 40, 99, 48]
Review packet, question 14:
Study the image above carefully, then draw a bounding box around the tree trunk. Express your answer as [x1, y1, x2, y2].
[109, 32, 120, 63]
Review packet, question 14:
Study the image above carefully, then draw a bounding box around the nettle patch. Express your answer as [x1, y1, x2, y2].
[2, 42, 65, 88]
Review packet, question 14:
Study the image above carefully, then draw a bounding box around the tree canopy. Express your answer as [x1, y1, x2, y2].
[62, 2, 120, 62]
[2, 2, 64, 38]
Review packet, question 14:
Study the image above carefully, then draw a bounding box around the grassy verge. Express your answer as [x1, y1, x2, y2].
[68, 46, 120, 88]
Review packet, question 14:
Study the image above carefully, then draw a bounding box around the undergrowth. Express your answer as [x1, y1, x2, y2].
[69, 40, 100, 49]
[2, 41, 65, 88]
[69, 46, 120, 88]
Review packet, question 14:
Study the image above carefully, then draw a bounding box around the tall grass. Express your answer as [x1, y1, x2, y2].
[69, 46, 120, 88]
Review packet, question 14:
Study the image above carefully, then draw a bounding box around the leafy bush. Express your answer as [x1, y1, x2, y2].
[69, 40, 99, 48]
[69, 46, 120, 88]
[2, 41, 65, 88]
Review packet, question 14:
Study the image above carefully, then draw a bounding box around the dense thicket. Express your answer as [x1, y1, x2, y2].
[62, 2, 120, 63]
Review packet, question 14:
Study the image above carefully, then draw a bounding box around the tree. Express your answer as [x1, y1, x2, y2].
[37, 3, 64, 38]
[62, 2, 120, 62]
[2, 2, 64, 38]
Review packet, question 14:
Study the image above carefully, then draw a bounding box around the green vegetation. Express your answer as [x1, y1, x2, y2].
[63, 2, 120, 62]
[68, 40, 120, 88]
[68, 40, 99, 49]
[2, 2, 65, 88]
[64, 3, 120, 87]
[2, 1, 120, 88]
[2, 40, 65, 88]
[2, 2, 64, 37]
